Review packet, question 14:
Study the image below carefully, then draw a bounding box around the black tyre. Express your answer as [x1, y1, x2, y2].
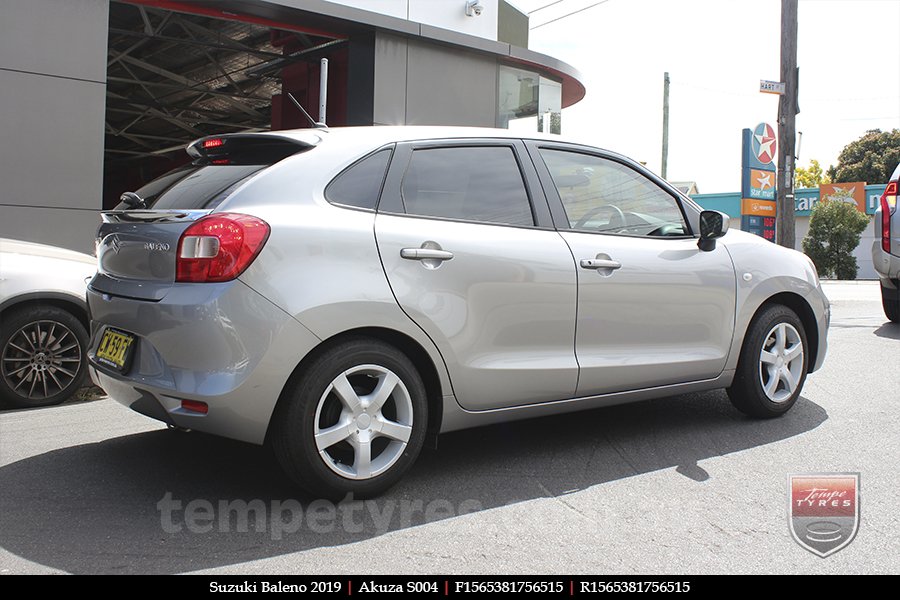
[882, 282, 900, 323]
[272, 338, 428, 499]
[727, 304, 808, 418]
[0, 304, 89, 408]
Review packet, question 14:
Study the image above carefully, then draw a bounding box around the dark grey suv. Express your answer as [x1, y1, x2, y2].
[873, 162, 900, 322]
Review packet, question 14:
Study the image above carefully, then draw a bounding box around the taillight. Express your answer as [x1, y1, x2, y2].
[881, 181, 897, 253]
[176, 213, 269, 283]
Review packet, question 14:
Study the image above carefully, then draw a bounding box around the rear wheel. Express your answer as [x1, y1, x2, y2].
[272, 338, 428, 499]
[727, 304, 808, 418]
[881, 281, 900, 323]
[0, 305, 88, 408]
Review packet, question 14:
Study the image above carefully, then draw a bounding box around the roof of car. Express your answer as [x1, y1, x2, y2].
[248, 125, 585, 148]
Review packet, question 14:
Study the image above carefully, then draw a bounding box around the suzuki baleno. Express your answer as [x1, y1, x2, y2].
[88, 127, 829, 497]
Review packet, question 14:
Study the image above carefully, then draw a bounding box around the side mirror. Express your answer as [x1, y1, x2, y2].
[698, 210, 729, 251]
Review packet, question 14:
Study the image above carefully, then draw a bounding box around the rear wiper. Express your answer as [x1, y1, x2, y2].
[120, 191, 147, 210]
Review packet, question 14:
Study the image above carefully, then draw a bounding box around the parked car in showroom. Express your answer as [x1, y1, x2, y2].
[873, 162, 900, 322]
[0, 238, 95, 407]
[88, 127, 829, 498]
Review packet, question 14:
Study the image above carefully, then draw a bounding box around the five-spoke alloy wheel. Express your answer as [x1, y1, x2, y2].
[728, 304, 808, 418]
[273, 337, 427, 499]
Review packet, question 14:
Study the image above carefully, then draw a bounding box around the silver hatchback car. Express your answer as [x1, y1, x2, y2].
[88, 127, 829, 498]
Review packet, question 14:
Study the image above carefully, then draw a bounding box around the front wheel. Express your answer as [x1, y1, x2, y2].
[0, 304, 88, 408]
[727, 305, 808, 418]
[272, 338, 428, 499]
[882, 281, 900, 323]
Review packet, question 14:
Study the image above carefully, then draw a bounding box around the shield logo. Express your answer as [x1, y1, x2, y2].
[789, 473, 859, 557]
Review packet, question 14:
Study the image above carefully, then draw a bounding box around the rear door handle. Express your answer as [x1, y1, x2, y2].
[580, 258, 621, 270]
[401, 248, 454, 261]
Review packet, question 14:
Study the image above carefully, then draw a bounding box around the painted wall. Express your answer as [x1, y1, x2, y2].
[0, 0, 109, 253]
[328, 0, 500, 40]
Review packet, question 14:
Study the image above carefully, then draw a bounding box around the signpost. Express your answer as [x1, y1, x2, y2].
[740, 123, 778, 242]
[760, 79, 786, 95]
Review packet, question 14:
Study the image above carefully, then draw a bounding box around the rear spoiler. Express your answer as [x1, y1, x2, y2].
[186, 133, 322, 162]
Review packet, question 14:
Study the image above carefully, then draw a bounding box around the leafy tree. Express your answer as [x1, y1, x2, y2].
[826, 129, 900, 184]
[795, 159, 830, 188]
[802, 200, 870, 279]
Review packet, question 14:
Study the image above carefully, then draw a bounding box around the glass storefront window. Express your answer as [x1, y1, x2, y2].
[497, 65, 562, 134]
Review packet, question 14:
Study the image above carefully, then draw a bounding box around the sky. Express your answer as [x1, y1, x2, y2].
[509, 0, 900, 193]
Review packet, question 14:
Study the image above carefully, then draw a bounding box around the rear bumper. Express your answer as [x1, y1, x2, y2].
[87, 279, 321, 444]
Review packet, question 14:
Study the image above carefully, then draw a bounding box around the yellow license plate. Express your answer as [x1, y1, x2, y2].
[96, 329, 135, 371]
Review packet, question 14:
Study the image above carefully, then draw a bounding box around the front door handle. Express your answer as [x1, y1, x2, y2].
[580, 258, 621, 270]
[401, 248, 454, 261]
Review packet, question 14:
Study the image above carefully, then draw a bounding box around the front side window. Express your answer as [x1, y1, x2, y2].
[400, 146, 534, 227]
[539, 149, 688, 237]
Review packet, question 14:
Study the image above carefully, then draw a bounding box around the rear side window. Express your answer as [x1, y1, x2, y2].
[400, 146, 534, 226]
[325, 148, 392, 210]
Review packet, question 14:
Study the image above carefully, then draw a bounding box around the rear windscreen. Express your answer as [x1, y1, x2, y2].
[137, 165, 265, 210]
[119, 137, 309, 210]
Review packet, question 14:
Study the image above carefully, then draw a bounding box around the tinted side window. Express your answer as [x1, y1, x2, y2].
[325, 148, 392, 209]
[540, 149, 688, 237]
[400, 146, 534, 226]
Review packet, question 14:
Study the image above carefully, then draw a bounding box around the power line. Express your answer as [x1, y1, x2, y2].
[530, 0, 610, 30]
[528, 0, 568, 15]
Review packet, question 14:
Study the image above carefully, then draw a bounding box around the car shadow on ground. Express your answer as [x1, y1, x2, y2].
[873, 322, 900, 339]
[0, 390, 827, 574]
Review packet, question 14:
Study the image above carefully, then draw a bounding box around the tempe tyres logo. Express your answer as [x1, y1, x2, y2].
[789, 473, 859, 557]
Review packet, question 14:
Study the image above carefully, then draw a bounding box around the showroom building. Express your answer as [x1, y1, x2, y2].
[0, 0, 585, 252]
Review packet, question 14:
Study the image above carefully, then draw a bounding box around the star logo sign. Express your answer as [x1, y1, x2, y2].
[752, 123, 777, 164]
[756, 172, 772, 190]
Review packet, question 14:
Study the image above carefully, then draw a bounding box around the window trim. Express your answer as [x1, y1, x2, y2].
[323, 144, 395, 213]
[523, 140, 697, 238]
[378, 139, 556, 230]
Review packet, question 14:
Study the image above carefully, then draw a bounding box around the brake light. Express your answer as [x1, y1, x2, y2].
[202, 138, 225, 149]
[881, 181, 897, 253]
[176, 213, 270, 283]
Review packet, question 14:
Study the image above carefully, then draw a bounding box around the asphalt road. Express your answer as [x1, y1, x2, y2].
[0, 281, 897, 574]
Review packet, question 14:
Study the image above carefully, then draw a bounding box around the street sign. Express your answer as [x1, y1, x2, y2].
[760, 79, 785, 95]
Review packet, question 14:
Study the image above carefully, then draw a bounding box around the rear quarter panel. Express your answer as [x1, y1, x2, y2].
[221, 141, 455, 399]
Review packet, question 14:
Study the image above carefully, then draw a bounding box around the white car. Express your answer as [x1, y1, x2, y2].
[0, 238, 96, 407]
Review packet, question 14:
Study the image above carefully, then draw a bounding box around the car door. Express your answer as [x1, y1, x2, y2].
[375, 139, 578, 410]
[527, 142, 737, 397]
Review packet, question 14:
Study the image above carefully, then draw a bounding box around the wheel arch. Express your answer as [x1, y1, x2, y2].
[265, 326, 445, 447]
[0, 293, 89, 332]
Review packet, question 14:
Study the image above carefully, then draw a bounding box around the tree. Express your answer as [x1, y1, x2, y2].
[826, 129, 900, 184]
[795, 159, 831, 188]
[802, 200, 870, 279]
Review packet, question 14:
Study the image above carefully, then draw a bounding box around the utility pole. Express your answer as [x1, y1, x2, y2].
[776, 0, 798, 249]
[661, 71, 670, 180]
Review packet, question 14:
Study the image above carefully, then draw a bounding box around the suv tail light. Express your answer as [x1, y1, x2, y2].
[881, 181, 897, 253]
[176, 213, 270, 282]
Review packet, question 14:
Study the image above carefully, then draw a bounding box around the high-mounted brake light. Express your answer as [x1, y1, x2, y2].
[202, 138, 225, 149]
[881, 181, 897, 253]
[176, 213, 270, 283]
